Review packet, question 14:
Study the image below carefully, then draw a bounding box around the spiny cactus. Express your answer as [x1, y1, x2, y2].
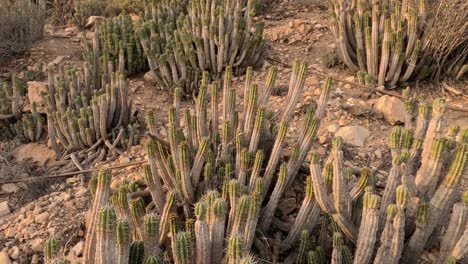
[0, 76, 23, 137]
[78, 67, 466, 263]
[137, 0, 266, 96]
[81, 60, 334, 263]
[11, 102, 43, 142]
[83, 12, 147, 78]
[43, 63, 138, 169]
[330, 0, 426, 88]
[302, 88, 466, 263]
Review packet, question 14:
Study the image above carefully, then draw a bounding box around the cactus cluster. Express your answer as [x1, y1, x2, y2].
[0, 76, 44, 142]
[83, 12, 148, 78]
[46, 65, 466, 262]
[137, 0, 266, 96]
[74, 61, 335, 263]
[43, 63, 138, 168]
[330, 0, 426, 88]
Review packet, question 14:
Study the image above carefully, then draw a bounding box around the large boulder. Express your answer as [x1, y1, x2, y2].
[13, 143, 57, 167]
[335, 125, 370, 147]
[372, 95, 405, 125]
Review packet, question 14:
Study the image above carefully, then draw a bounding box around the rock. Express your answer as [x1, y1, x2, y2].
[73, 241, 84, 257]
[30, 238, 44, 252]
[27, 81, 48, 112]
[372, 95, 405, 125]
[144, 71, 157, 83]
[85, 16, 105, 29]
[48, 56, 66, 67]
[0, 252, 11, 264]
[31, 254, 39, 264]
[75, 188, 88, 198]
[12, 143, 57, 167]
[1, 183, 19, 194]
[5, 227, 15, 238]
[0, 201, 10, 217]
[327, 124, 340, 134]
[35, 212, 50, 224]
[335, 126, 370, 147]
[8, 246, 19, 260]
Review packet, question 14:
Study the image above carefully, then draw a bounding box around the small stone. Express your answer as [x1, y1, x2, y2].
[5, 227, 15, 238]
[277, 198, 297, 215]
[13, 143, 57, 167]
[35, 212, 50, 224]
[31, 254, 39, 264]
[0, 201, 10, 217]
[73, 241, 84, 257]
[0, 252, 11, 264]
[372, 95, 405, 125]
[30, 238, 44, 252]
[335, 126, 371, 147]
[8, 246, 19, 260]
[327, 124, 340, 134]
[75, 188, 88, 198]
[144, 71, 157, 83]
[1, 184, 19, 194]
[374, 149, 382, 159]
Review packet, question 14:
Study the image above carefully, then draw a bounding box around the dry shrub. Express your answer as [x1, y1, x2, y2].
[0, 0, 46, 59]
[422, 0, 468, 80]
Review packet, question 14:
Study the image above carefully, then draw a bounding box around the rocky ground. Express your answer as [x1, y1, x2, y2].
[0, 0, 467, 263]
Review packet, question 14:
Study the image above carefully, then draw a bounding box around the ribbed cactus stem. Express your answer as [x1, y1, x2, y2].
[194, 202, 212, 264]
[95, 206, 117, 264]
[374, 204, 398, 264]
[354, 194, 380, 264]
[173, 232, 192, 264]
[228, 235, 244, 264]
[260, 163, 287, 231]
[116, 219, 131, 264]
[129, 241, 144, 264]
[83, 170, 112, 264]
[404, 145, 467, 262]
[284, 177, 320, 246]
[332, 232, 344, 264]
[438, 199, 467, 262]
[143, 214, 160, 257]
[144, 162, 165, 213]
[210, 198, 227, 264]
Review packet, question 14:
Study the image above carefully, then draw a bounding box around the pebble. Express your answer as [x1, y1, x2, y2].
[0, 201, 10, 217]
[335, 126, 371, 147]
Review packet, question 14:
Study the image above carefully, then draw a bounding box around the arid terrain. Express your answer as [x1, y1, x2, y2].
[0, 0, 467, 263]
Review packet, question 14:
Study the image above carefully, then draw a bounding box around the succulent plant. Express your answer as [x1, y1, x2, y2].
[330, 0, 426, 88]
[43, 63, 138, 169]
[83, 12, 148, 78]
[74, 64, 466, 264]
[137, 0, 266, 96]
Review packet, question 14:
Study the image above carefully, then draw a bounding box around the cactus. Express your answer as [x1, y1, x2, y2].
[43, 63, 138, 169]
[77, 66, 466, 263]
[330, 0, 426, 88]
[83, 13, 148, 78]
[137, 0, 266, 95]
[44, 237, 62, 263]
